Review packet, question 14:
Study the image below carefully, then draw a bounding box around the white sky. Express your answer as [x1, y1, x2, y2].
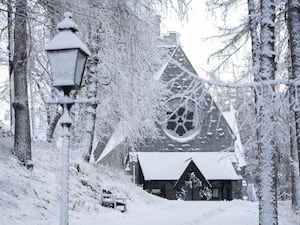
[0, 2, 241, 84]
[161, 1, 219, 79]
[161, 1, 249, 81]
[0, 65, 8, 82]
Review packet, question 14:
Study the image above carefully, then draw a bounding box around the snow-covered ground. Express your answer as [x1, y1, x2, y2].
[0, 137, 299, 225]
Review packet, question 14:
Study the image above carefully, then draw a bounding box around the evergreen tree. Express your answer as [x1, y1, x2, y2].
[286, 0, 300, 211]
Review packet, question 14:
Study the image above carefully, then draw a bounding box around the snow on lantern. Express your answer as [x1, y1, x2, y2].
[45, 12, 91, 92]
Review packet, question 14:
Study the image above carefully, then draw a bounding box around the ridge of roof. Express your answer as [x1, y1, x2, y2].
[154, 45, 179, 80]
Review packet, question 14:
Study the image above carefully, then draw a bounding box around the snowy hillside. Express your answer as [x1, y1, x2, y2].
[0, 137, 298, 225]
[0, 137, 163, 225]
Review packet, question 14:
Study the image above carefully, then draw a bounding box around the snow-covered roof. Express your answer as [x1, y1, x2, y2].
[154, 46, 178, 80]
[136, 152, 242, 181]
[94, 122, 126, 163]
[222, 105, 246, 167]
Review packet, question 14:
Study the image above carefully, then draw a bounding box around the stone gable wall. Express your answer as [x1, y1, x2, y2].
[139, 46, 234, 153]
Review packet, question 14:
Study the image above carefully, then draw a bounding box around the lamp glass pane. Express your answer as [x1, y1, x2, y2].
[74, 50, 87, 86]
[47, 49, 77, 87]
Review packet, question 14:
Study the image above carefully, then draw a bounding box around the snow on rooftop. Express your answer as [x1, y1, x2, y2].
[136, 152, 242, 181]
[95, 123, 126, 163]
[154, 61, 169, 81]
[154, 47, 177, 80]
[222, 105, 247, 167]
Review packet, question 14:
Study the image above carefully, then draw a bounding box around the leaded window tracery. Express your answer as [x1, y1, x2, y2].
[161, 97, 201, 142]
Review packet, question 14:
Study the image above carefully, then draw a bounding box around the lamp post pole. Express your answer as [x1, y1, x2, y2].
[59, 99, 73, 225]
[45, 12, 91, 225]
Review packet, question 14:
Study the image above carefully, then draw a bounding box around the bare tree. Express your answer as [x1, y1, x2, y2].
[12, 0, 32, 166]
[80, 16, 100, 161]
[7, 0, 14, 134]
[37, 0, 64, 142]
[71, 0, 173, 161]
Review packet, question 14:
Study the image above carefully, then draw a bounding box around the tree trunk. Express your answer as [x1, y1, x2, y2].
[287, 0, 300, 211]
[247, 0, 260, 183]
[257, 0, 278, 224]
[7, 0, 14, 134]
[13, 0, 32, 166]
[248, 0, 260, 80]
[81, 53, 98, 161]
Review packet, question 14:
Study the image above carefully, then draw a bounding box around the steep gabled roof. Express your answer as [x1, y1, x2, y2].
[154, 46, 178, 81]
[140, 44, 235, 152]
[174, 160, 211, 188]
[222, 105, 246, 167]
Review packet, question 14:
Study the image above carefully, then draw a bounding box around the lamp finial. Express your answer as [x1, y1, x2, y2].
[57, 11, 78, 32]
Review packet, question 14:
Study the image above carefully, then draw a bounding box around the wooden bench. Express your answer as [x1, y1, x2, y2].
[101, 190, 127, 212]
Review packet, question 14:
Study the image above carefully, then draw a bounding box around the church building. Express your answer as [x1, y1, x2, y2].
[126, 32, 246, 200]
[96, 31, 246, 201]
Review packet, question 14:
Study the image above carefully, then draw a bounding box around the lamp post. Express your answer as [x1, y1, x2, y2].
[45, 12, 91, 225]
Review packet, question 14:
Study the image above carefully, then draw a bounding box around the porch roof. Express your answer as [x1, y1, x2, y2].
[136, 152, 242, 181]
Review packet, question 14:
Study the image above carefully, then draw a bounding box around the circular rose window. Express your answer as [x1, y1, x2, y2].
[161, 97, 201, 142]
